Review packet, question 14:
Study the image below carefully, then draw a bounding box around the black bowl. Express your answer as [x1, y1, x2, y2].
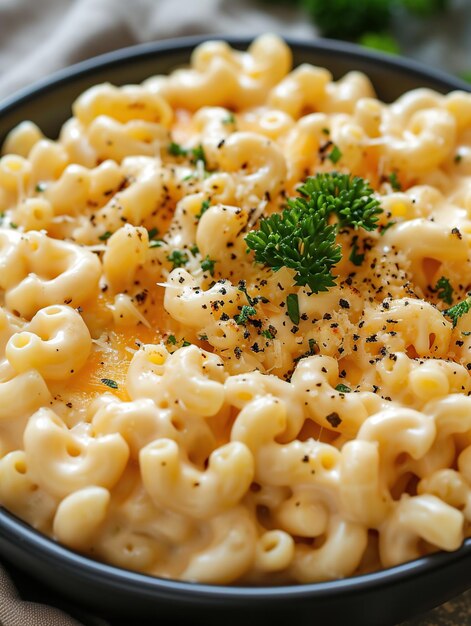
[0, 36, 470, 626]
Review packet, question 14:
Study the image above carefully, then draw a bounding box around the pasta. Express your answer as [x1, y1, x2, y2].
[0, 34, 471, 585]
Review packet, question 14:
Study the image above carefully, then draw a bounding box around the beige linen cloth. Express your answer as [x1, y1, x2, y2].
[0, 0, 470, 624]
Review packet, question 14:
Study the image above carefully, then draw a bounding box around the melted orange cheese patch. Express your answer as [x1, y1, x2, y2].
[50, 326, 161, 408]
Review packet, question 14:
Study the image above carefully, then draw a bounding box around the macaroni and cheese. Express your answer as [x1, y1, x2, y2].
[0, 35, 471, 584]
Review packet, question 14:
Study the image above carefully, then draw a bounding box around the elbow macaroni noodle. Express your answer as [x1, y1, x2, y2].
[0, 34, 471, 584]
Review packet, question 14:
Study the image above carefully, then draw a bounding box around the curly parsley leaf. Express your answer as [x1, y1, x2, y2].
[246, 201, 341, 294]
[246, 173, 381, 294]
[297, 173, 382, 232]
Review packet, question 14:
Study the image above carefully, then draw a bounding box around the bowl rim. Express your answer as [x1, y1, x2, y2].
[2, 508, 471, 600]
[0, 34, 469, 115]
[0, 34, 470, 601]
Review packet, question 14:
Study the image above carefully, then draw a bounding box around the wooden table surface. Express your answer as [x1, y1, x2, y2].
[403, 589, 471, 626]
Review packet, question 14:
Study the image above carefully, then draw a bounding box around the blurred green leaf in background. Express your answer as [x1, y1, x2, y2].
[401, 0, 448, 17]
[261, 0, 452, 60]
[303, 0, 391, 39]
[357, 32, 401, 54]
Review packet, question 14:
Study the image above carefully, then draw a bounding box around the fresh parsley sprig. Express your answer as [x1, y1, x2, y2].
[245, 198, 341, 294]
[296, 173, 382, 231]
[245, 172, 382, 294]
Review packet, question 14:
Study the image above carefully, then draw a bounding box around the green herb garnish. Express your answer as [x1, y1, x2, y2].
[168, 142, 207, 166]
[197, 199, 211, 220]
[286, 294, 300, 325]
[444, 294, 471, 327]
[235, 305, 257, 325]
[191, 145, 206, 166]
[349, 235, 365, 266]
[167, 250, 189, 269]
[296, 173, 382, 231]
[168, 142, 188, 157]
[101, 378, 118, 389]
[99, 231, 112, 241]
[245, 173, 381, 294]
[388, 171, 402, 191]
[201, 256, 216, 276]
[335, 383, 351, 393]
[380, 220, 396, 235]
[293, 337, 318, 362]
[238, 281, 256, 306]
[435, 276, 453, 305]
[245, 197, 340, 293]
[328, 145, 343, 164]
[222, 112, 236, 125]
[167, 335, 177, 345]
